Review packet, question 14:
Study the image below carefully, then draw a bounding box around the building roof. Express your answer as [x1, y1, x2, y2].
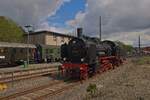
[142, 47, 150, 52]
[0, 42, 36, 48]
[24, 31, 75, 38]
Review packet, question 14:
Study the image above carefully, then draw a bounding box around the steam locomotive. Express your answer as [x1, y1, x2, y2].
[60, 29, 125, 79]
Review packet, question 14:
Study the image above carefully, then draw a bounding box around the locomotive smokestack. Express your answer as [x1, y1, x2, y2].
[77, 28, 83, 38]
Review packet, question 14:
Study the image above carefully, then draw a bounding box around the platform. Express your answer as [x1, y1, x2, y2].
[0, 63, 61, 73]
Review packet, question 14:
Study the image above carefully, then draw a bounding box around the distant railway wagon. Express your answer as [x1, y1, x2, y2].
[0, 42, 61, 67]
[0, 42, 36, 66]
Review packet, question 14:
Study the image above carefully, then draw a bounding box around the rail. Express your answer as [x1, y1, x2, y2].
[0, 80, 63, 100]
[0, 80, 80, 100]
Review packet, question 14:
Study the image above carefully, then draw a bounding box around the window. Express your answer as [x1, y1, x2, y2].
[45, 49, 49, 54]
[69, 38, 71, 41]
[53, 36, 57, 41]
[61, 37, 64, 42]
[49, 49, 53, 53]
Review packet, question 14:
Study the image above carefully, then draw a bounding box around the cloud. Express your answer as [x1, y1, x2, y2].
[68, 0, 150, 46]
[0, 0, 149, 46]
[36, 21, 72, 34]
[0, 0, 71, 26]
[66, 11, 85, 27]
[106, 32, 150, 47]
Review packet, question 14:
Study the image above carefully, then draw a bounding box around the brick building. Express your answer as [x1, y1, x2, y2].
[24, 31, 74, 46]
[24, 31, 75, 61]
[142, 46, 150, 54]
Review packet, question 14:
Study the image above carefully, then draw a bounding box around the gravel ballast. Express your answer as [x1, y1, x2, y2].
[0, 60, 149, 100]
[48, 61, 150, 100]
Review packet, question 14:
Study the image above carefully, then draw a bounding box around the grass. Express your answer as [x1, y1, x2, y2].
[132, 56, 150, 65]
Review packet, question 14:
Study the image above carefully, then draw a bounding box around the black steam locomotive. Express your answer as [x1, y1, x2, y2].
[60, 29, 124, 79]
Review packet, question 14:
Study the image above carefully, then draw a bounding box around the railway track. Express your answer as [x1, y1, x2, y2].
[0, 63, 122, 100]
[0, 80, 80, 100]
[0, 66, 58, 83]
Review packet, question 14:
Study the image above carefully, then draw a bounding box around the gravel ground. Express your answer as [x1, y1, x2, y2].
[48, 60, 150, 100]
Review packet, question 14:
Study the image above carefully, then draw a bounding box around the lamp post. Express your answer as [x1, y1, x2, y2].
[25, 25, 33, 65]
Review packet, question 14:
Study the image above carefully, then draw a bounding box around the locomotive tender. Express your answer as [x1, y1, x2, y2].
[60, 29, 124, 79]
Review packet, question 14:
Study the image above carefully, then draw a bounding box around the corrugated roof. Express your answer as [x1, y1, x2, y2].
[0, 42, 36, 48]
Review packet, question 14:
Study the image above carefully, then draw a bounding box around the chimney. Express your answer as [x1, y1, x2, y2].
[77, 28, 83, 38]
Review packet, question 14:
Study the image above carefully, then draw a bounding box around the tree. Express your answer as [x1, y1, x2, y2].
[0, 16, 25, 42]
[115, 41, 134, 53]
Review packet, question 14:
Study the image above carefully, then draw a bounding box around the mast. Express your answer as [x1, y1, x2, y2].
[139, 35, 141, 54]
[99, 16, 102, 41]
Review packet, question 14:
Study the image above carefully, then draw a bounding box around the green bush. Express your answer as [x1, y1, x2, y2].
[86, 83, 98, 97]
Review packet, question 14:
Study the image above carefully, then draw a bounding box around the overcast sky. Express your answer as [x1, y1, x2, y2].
[0, 0, 150, 46]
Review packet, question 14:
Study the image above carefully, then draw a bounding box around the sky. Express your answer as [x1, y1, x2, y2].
[0, 0, 150, 47]
[47, 0, 86, 27]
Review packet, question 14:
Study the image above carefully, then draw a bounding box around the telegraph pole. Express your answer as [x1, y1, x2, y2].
[99, 16, 102, 41]
[138, 35, 141, 55]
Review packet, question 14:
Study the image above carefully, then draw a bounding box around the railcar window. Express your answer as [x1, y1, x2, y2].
[29, 49, 32, 53]
[0, 48, 4, 53]
[13, 48, 16, 54]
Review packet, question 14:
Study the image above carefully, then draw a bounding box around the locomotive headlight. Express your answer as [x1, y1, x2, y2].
[63, 58, 66, 61]
[81, 58, 84, 62]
